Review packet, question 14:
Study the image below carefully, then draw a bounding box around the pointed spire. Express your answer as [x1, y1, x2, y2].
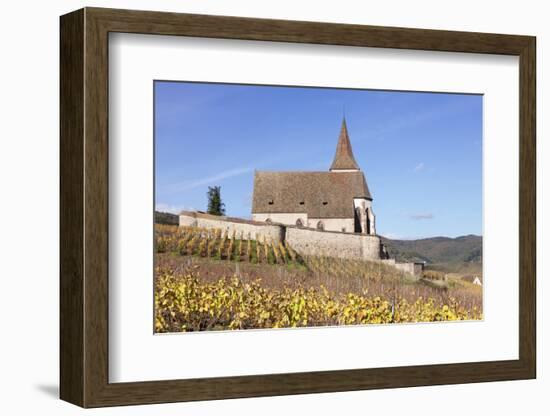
[330, 118, 360, 171]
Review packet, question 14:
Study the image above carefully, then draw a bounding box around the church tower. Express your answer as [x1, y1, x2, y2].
[329, 118, 361, 172]
[330, 118, 376, 235]
[252, 117, 377, 236]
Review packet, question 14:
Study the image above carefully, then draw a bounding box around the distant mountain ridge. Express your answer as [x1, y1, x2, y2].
[380, 234, 482, 265]
[155, 211, 179, 225]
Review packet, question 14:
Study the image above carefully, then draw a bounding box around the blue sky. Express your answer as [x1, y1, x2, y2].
[155, 81, 482, 239]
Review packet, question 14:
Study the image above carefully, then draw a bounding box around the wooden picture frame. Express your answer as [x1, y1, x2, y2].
[60, 7, 536, 408]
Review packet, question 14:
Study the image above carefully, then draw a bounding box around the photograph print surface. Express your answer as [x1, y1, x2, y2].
[154, 81, 483, 333]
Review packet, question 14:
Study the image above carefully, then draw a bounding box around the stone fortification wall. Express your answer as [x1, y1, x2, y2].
[178, 211, 421, 275]
[179, 211, 285, 244]
[381, 259, 424, 277]
[285, 226, 381, 260]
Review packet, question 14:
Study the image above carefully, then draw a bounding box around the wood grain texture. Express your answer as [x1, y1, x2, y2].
[59, 7, 537, 408]
[83, 10, 110, 406]
[59, 8, 84, 406]
[518, 38, 536, 376]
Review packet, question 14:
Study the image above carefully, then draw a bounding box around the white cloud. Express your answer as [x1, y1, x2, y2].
[381, 232, 421, 240]
[164, 166, 253, 193]
[409, 213, 434, 220]
[360, 98, 472, 142]
[155, 203, 196, 214]
[413, 162, 425, 172]
[381, 232, 436, 240]
[381, 232, 406, 240]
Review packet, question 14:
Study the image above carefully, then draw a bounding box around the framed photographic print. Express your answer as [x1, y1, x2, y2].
[60, 7, 536, 407]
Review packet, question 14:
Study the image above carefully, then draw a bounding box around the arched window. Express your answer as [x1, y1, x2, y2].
[354, 207, 362, 233]
[365, 208, 371, 234]
[296, 218, 303, 227]
[316, 221, 324, 230]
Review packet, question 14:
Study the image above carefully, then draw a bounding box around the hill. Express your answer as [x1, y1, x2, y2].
[155, 210, 179, 225]
[381, 234, 482, 267]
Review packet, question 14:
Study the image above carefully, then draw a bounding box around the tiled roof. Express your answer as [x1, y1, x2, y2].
[251, 171, 372, 218]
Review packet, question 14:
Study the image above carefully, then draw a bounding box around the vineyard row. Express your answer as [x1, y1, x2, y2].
[156, 225, 301, 265]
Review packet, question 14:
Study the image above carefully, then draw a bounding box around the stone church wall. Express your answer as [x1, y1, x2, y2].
[252, 212, 307, 228]
[307, 218, 355, 233]
[252, 213, 355, 233]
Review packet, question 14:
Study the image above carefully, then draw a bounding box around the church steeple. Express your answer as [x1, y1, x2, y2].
[329, 118, 360, 171]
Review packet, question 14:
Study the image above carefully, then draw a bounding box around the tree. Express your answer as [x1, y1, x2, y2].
[206, 186, 226, 216]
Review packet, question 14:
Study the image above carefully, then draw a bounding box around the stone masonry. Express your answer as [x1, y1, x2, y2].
[179, 211, 422, 277]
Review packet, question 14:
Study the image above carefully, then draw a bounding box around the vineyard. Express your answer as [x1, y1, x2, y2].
[156, 224, 302, 265]
[155, 270, 482, 332]
[154, 224, 483, 331]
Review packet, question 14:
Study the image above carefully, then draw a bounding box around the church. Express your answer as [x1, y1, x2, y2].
[252, 119, 377, 235]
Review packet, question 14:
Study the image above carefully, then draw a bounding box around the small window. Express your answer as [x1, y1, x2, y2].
[322, 201, 328, 205]
[342, 227, 346, 232]
[296, 218, 304, 227]
[268, 199, 274, 205]
[299, 201, 305, 205]
[317, 221, 324, 231]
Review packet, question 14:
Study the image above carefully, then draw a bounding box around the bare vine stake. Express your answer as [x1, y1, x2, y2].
[256, 234, 261, 263]
[247, 233, 252, 262]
